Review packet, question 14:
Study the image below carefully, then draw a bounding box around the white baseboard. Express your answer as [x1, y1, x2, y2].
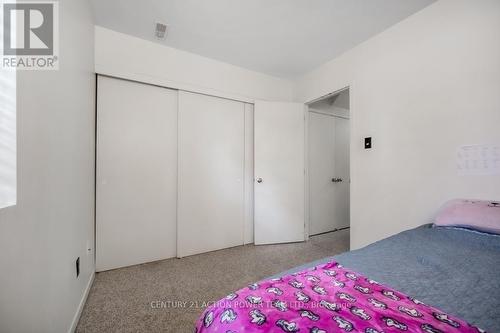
[68, 272, 95, 333]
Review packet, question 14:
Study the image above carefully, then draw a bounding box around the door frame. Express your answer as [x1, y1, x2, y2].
[304, 85, 351, 240]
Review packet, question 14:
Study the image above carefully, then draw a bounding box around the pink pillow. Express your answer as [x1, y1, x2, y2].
[434, 199, 500, 234]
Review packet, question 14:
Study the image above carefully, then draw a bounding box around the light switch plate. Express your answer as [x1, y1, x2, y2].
[364, 137, 372, 149]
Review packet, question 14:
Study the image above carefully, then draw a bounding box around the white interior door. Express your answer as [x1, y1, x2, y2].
[177, 91, 245, 257]
[96, 76, 178, 271]
[309, 112, 336, 235]
[309, 112, 350, 235]
[333, 117, 350, 229]
[254, 101, 306, 245]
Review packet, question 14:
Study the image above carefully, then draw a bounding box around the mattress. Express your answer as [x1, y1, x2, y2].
[271, 224, 500, 332]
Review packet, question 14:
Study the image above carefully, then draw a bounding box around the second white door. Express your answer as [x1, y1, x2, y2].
[309, 112, 350, 235]
[177, 91, 245, 257]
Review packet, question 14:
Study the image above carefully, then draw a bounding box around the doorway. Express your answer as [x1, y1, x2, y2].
[308, 88, 350, 236]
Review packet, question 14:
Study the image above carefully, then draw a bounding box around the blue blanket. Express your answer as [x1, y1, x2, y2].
[273, 224, 500, 332]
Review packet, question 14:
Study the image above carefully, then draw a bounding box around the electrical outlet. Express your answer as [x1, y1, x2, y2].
[76, 257, 80, 278]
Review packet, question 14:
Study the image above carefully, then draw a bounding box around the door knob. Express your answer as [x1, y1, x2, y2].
[332, 178, 343, 183]
[256, 177, 263, 183]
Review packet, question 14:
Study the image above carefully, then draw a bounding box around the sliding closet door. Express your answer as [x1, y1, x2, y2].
[177, 91, 245, 257]
[96, 76, 178, 271]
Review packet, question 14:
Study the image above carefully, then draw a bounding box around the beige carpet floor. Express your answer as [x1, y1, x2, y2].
[76, 229, 349, 333]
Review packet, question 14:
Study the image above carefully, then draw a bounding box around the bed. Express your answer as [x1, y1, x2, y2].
[196, 224, 500, 332]
[273, 224, 500, 331]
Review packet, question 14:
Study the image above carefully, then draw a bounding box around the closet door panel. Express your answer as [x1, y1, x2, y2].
[333, 117, 350, 229]
[96, 76, 178, 271]
[177, 91, 245, 257]
[309, 112, 336, 235]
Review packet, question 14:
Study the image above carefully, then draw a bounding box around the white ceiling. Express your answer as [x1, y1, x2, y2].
[90, 0, 436, 78]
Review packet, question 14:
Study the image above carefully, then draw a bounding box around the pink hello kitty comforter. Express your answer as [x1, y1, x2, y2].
[195, 261, 484, 333]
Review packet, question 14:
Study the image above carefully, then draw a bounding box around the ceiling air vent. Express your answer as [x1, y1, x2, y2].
[155, 22, 168, 40]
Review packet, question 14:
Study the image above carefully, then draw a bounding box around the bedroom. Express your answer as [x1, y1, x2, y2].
[0, 0, 499, 332]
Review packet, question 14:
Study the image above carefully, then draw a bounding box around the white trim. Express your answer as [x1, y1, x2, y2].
[309, 108, 350, 120]
[305, 86, 349, 105]
[305, 86, 351, 245]
[243, 103, 255, 245]
[95, 64, 255, 104]
[304, 104, 310, 241]
[68, 272, 95, 333]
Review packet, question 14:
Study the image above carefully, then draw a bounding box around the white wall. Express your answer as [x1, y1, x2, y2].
[295, 0, 500, 249]
[95, 26, 293, 103]
[0, 0, 95, 332]
[94, 26, 292, 247]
